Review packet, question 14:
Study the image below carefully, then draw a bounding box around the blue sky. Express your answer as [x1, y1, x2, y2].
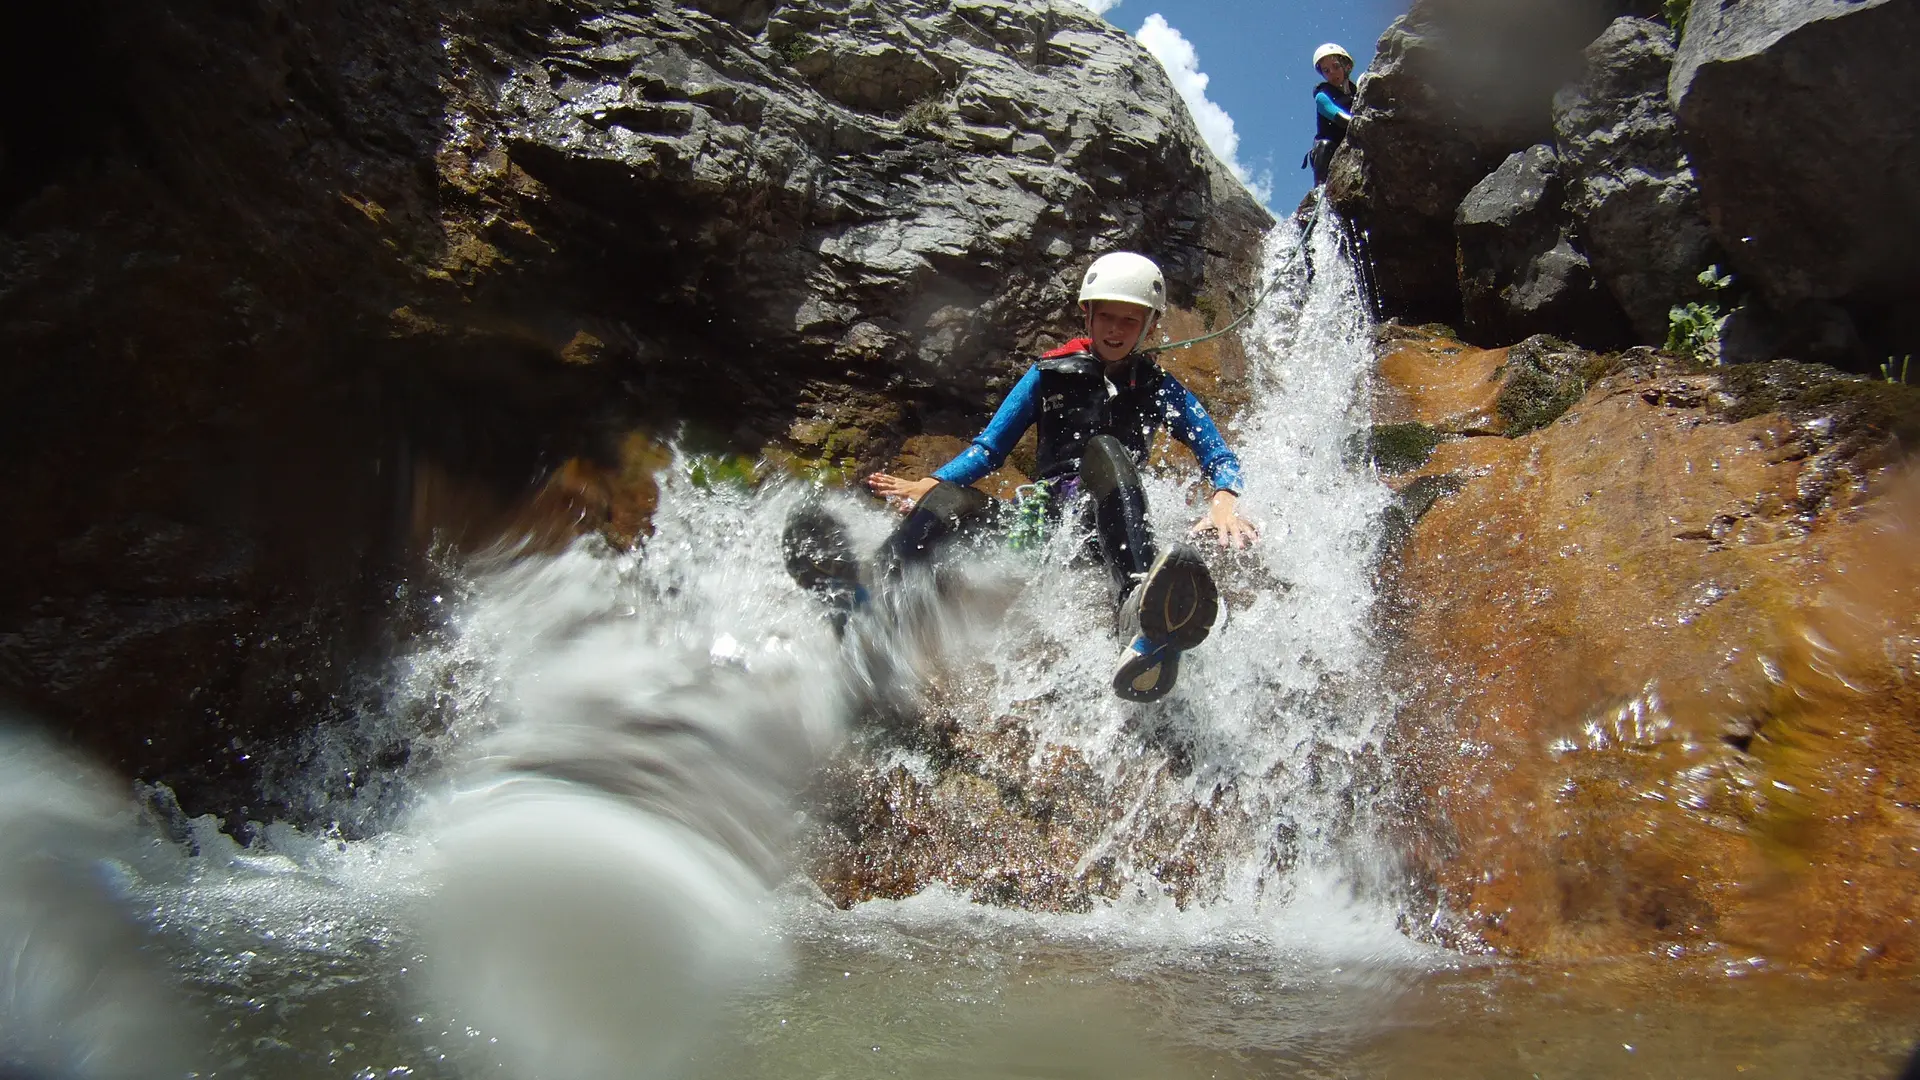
[1070, 0, 1403, 211]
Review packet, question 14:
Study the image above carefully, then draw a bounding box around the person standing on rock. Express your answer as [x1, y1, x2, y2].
[1304, 43, 1357, 187]
[783, 252, 1257, 703]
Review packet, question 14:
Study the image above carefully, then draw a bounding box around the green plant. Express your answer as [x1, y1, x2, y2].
[775, 33, 813, 64]
[1665, 264, 1735, 363]
[1884, 355, 1913, 385]
[1663, 0, 1692, 40]
[900, 97, 952, 136]
[1192, 294, 1221, 330]
[685, 452, 761, 492]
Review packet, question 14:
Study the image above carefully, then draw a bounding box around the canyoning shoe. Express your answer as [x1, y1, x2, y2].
[1126, 543, 1219, 649]
[1111, 544, 1218, 702]
[781, 504, 868, 631]
[1113, 633, 1183, 702]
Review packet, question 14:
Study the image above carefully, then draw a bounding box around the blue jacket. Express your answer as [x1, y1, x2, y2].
[931, 340, 1244, 494]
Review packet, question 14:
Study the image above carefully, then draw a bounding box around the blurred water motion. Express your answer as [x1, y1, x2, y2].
[0, 726, 199, 1080]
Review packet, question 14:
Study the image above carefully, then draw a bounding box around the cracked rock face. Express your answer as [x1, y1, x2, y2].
[1455, 143, 1629, 348]
[463, 0, 1269, 406]
[1553, 16, 1714, 344]
[1327, 0, 1627, 323]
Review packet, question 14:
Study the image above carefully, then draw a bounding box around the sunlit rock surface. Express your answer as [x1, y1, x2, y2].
[1455, 144, 1629, 350]
[1379, 330, 1920, 969]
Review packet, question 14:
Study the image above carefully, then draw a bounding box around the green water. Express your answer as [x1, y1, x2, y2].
[174, 891, 1920, 1080]
[684, 923, 1920, 1080]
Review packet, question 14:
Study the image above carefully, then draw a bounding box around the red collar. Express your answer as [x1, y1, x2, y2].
[1043, 337, 1094, 359]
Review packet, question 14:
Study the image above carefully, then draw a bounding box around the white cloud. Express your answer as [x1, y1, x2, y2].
[1065, 0, 1124, 13]
[1134, 14, 1271, 205]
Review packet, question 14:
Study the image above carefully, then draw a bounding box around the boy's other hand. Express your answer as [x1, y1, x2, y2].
[866, 472, 938, 510]
[1191, 490, 1259, 550]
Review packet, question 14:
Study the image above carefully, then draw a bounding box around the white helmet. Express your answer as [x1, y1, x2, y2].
[1313, 43, 1355, 71]
[1078, 252, 1166, 316]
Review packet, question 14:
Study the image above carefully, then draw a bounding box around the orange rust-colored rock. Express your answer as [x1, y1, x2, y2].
[1385, 344, 1920, 970]
[1374, 325, 1512, 434]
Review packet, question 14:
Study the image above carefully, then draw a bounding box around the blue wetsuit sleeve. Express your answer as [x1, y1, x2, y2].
[931, 365, 1042, 486]
[1156, 374, 1244, 494]
[1315, 91, 1354, 125]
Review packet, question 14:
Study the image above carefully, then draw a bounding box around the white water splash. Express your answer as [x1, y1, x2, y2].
[0, 202, 1416, 1079]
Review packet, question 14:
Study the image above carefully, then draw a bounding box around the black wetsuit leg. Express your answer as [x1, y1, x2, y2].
[1310, 138, 1340, 186]
[1077, 434, 1156, 594]
[885, 480, 994, 568]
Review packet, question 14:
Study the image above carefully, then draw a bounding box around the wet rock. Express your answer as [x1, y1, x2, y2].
[1380, 331, 1920, 969]
[1328, 0, 1624, 323]
[1495, 334, 1602, 435]
[1362, 423, 1447, 475]
[1455, 144, 1630, 347]
[1671, 0, 1920, 363]
[1553, 17, 1716, 344]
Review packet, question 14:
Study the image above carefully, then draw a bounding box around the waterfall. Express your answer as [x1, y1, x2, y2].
[0, 201, 1424, 1080]
[953, 196, 1400, 913]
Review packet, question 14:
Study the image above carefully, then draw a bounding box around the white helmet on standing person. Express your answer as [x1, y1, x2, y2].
[1078, 252, 1167, 317]
[1312, 43, 1354, 71]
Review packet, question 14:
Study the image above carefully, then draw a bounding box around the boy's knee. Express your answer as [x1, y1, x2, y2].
[1078, 435, 1142, 499]
[916, 479, 991, 525]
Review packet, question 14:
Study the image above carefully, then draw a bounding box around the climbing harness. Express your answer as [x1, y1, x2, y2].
[1145, 204, 1324, 355]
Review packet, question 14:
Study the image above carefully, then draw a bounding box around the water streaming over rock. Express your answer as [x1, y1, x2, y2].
[0, 203, 1447, 1079]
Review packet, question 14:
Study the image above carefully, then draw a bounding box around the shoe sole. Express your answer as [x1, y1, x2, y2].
[1112, 643, 1180, 703]
[781, 506, 861, 598]
[1133, 544, 1218, 650]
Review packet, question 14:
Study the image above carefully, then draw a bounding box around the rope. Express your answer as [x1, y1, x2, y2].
[1144, 203, 1322, 355]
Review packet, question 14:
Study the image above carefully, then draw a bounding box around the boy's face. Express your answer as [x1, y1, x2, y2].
[1086, 301, 1153, 363]
[1318, 57, 1351, 85]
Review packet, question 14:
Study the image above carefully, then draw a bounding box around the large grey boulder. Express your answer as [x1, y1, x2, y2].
[1671, 0, 1920, 361]
[485, 0, 1270, 405]
[1553, 17, 1716, 343]
[1456, 144, 1629, 346]
[1328, 0, 1633, 323]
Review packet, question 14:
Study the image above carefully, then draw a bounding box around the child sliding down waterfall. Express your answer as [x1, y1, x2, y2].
[784, 251, 1258, 702]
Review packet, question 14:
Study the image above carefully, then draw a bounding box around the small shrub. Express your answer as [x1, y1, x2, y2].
[1665, 264, 1735, 363]
[1663, 0, 1693, 40]
[900, 97, 953, 136]
[775, 34, 813, 64]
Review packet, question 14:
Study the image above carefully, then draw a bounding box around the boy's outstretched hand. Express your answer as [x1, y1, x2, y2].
[867, 472, 938, 510]
[1191, 490, 1260, 550]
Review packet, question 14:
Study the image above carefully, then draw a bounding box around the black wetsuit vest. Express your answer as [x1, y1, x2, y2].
[1315, 79, 1355, 143]
[1034, 347, 1162, 481]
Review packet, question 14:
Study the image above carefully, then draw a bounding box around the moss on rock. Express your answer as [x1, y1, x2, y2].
[1497, 335, 1594, 436]
[1359, 422, 1446, 474]
[1713, 361, 1920, 451]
